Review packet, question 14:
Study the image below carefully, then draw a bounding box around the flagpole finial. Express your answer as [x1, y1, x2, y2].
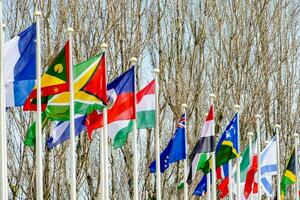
[154, 68, 160, 73]
[100, 43, 108, 49]
[209, 94, 215, 104]
[129, 57, 137, 65]
[274, 124, 281, 129]
[204, 112, 208, 118]
[234, 104, 240, 112]
[2, 24, 6, 29]
[181, 103, 187, 108]
[255, 114, 261, 119]
[34, 11, 42, 16]
[294, 133, 299, 138]
[264, 140, 269, 145]
[247, 132, 253, 136]
[66, 27, 74, 34]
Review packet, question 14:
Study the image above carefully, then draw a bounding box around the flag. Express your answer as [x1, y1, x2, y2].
[149, 114, 186, 173]
[260, 136, 277, 196]
[23, 41, 70, 111]
[86, 67, 136, 148]
[24, 112, 47, 146]
[194, 174, 208, 196]
[281, 150, 296, 199]
[45, 53, 107, 120]
[187, 105, 214, 184]
[199, 113, 239, 174]
[47, 115, 86, 148]
[4, 24, 36, 107]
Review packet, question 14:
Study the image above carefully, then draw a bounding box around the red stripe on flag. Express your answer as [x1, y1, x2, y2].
[206, 105, 214, 121]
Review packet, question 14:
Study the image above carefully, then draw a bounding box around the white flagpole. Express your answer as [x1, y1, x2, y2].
[235, 105, 241, 199]
[274, 124, 281, 200]
[228, 160, 233, 200]
[0, 1, 7, 199]
[181, 103, 188, 200]
[34, 10, 43, 200]
[264, 139, 270, 200]
[100, 128, 105, 200]
[207, 172, 211, 200]
[100, 43, 109, 200]
[255, 114, 261, 200]
[154, 68, 161, 200]
[67, 27, 76, 200]
[130, 57, 139, 200]
[294, 133, 299, 200]
[209, 94, 216, 200]
[247, 132, 253, 200]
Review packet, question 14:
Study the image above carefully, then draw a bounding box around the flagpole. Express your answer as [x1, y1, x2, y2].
[0, 1, 8, 199]
[154, 68, 161, 200]
[255, 114, 261, 200]
[181, 103, 188, 200]
[99, 128, 105, 200]
[130, 57, 139, 200]
[67, 27, 76, 200]
[209, 94, 217, 200]
[228, 160, 233, 200]
[247, 132, 253, 200]
[100, 43, 109, 200]
[34, 10, 43, 200]
[294, 133, 299, 200]
[274, 124, 281, 200]
[235, 105, 241, 199]
[204, 112, 211, 200]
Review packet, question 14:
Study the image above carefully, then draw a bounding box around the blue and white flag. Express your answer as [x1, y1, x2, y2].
[47, 115, 86, 149]
[149, 114, 186, 173]
[4, 24, 36, 107]
[260, 136, 277, 196]
[194, 174, 208, 196]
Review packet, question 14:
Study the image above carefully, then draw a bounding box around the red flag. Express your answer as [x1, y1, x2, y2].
[244, 154, 258, 199]
[218, 177, 229, 199]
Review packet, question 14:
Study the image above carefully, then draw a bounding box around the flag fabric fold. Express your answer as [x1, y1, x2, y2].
[4, 23, 36, 107]
[149, 114, 186, 173]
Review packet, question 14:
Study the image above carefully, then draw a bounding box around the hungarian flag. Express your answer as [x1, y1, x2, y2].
[187, 105, 214, 184]
[281, 150, 296, 199]
[23, 41, 70, 111]
[45, 53, 107, 120]
[86, 75, 156, 148]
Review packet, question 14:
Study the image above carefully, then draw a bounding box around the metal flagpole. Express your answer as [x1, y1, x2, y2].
[34, 10, 43, 200]
[130, 57, 139, 200]
[228, 160, 233, 200]
[100, 43, 109, 200]
[181, 103, 188, 200]
[100, 128, 104, 200]
[255, 114, 261, 200]
[209, 94, 216, 200]
[235, 105, 241, 199]
[0, 1, 7, 199]
[204, 112, 211, 200]
[154, 68, 161, 200]
[67, 27, 76, 200]
[294, 133, 299, 200]
[247, 132, 253, 200]
[274, 124, 281, 200]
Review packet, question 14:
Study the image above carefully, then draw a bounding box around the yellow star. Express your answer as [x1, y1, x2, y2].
[53, 87, 59, 93]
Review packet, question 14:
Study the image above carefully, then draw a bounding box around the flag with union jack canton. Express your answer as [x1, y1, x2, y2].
[149, 114, 187, 173]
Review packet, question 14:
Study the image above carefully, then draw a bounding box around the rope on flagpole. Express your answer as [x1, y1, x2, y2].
[209, 93, 217, 200]
[181, 103, 188, 200]
[255, 114, 261, 200]
[274, 124, 281, 200]
[34, 10, 43, 200]
[67, 27, 76, 200]
[154, 67, 161, 200]
[235, 104, 241, 200]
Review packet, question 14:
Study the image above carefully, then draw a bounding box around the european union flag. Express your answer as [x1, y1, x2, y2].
[149, 114, 186, 173]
